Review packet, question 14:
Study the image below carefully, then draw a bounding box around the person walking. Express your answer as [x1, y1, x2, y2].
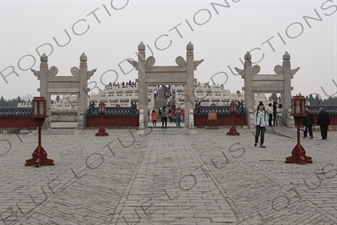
[317, 107, 330, 140]
[175, 108, 181, 126]
[151, 109, 157, 126]
[254, 103, 268, 148]
[303, 108, 314, 139]
[161, 106, 168, 129]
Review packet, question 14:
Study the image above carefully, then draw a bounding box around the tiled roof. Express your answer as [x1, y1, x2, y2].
[194, 106, 246, 116]
[0, 105, 139, 118]
[0, 108, 32, 118]
[86, 106, 138, 117]
[307, 106, 337, 115]
[1, 105, 336, 118]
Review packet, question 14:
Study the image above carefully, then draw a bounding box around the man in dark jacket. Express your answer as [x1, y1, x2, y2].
[273, 102, 277, 126]
[317, 107, 330, 140]
[303, 108, 315, 139]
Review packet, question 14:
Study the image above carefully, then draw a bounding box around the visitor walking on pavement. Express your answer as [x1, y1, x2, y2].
[161, 106, 168, 129]
[254, 103, 268, 148]
[317, 107, 330, 140]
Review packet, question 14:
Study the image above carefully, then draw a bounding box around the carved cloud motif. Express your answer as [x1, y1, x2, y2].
[48, 66, 58, 76]
[31, 69, 40, 79]
[71, 67, 79, 76]
[176, 56, 186, 66]
[252, 65, 260, 75]
[194, 59, 204, 69]
[235, 67, 244, 75]
[87, 68, 97, 78]
[291, 67, 300, 76]
[146, 56, 155, 67]
[127, 59, 138, 69]
[274, 65, 283, 74]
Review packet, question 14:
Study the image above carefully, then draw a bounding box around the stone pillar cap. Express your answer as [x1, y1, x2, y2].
[187, 42, 194, 50]
[244, 51, 251, 61]
[41, 53, 48, 62]
[138, 42, 145, 51]
[80, 53, 87, 62]
[283, 51, 290, 60]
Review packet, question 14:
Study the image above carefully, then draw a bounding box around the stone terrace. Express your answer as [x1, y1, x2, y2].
[0, 127, 336, 225]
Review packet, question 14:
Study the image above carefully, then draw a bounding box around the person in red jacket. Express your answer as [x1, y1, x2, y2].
[181, 110, 185, 123]
[151, 109, 157, 126]
[168, 109, 173, 124]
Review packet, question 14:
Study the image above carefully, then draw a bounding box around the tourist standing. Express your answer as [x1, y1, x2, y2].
[254, 103, 268, 148]
[161, 106, 168, 129]
[268, 103, 273, 126]
[181, 110, 185, 123]
[303, 108, 314, 139]
[151, 109, 157, 126]
[273, 102, 277, 126]
[158, 107, 162, 119]
[317, 107, 330, 140]
[168, 109, 173, 124]
[175, 108, 181, 126]
[276, 104, 283, 126]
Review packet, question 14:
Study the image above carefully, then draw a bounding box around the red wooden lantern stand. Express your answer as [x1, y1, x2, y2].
[25, 97, 54, 167]
[227, 101, 240, 136]
[285, 96, 312, 164]
[96, 101, 109, 136]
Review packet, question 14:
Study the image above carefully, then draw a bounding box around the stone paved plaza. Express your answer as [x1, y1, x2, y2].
[0, 126, 336, 225]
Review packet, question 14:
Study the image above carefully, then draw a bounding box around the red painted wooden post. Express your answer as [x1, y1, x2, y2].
[95, 101, 109, 136]
[25, 97, 54, 167]
[285, 96, 312, 164]
[227, 101, 240, 136]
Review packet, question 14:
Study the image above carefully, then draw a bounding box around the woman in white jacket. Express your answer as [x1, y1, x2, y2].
[276, 104, 283, 126]
[254, 104, 269, 148]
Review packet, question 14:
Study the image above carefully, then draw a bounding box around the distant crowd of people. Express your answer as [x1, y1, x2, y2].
[151, 106, 185, 128]
[106, 80, 137, 89]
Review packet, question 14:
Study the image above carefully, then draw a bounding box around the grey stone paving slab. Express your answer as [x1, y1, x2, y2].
[184, 128, 337, 225]
[0, 128, 336, 225]
[111, 132, 238, 224]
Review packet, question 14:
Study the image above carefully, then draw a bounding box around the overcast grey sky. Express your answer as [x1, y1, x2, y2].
[0, 0, 336, 101]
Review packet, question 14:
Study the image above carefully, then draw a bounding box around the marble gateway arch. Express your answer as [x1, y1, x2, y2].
[128, 42, 203, 129]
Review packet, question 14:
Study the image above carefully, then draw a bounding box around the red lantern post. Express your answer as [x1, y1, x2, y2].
[227, 101, 240, 136]
[95, 101, 109, 136]
[25, 97, 54, 167]
[285, 96, 312, 164]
